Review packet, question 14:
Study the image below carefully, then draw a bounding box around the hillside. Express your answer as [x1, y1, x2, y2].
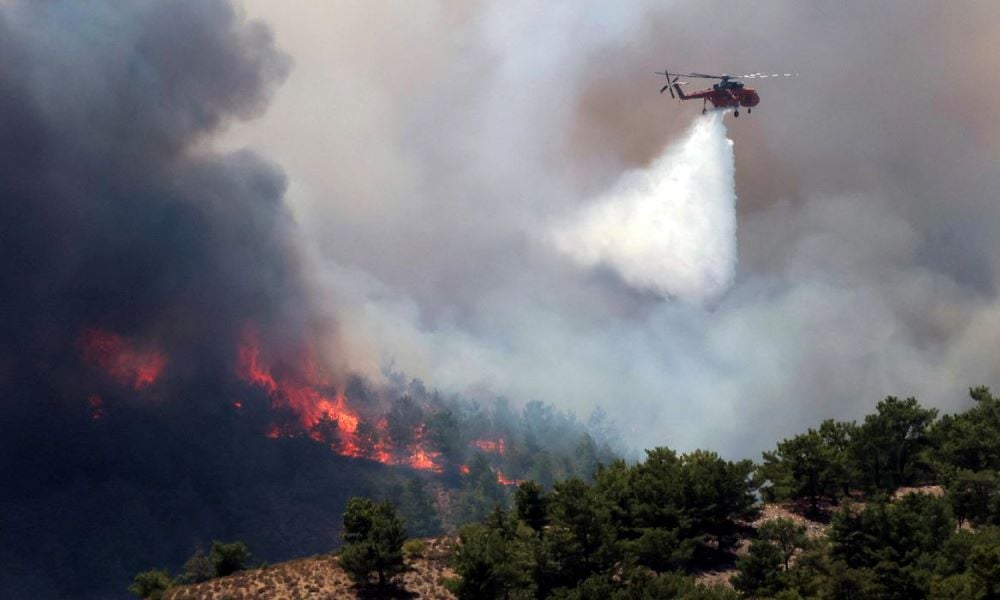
[164, 538, 457, 600]
[164, 488, 955, 599]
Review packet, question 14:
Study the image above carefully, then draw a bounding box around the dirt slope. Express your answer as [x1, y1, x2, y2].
[164, 538, 456, 600]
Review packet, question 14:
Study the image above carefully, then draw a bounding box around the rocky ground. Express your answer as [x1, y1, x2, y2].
[163, 538, 456, 600]
[693, 499, 832, 587]
[165, 488, 946, 598]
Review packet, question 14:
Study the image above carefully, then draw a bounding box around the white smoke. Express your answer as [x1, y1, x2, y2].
[553, 112, 736, 303]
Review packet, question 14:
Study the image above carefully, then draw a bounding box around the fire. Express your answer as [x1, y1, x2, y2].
[472, 438, 506, 455]
[408, 447, 442, 472]
[236, 327, 443, 472]
[457, 463, 521, 484]
[495, 469, 523, 486]
[87, 394, 104, 420]
[78, 327, 166, 390]
[236, 329, 358, 435]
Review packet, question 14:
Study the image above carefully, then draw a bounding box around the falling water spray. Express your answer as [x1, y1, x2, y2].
[554, 112, 737, 303]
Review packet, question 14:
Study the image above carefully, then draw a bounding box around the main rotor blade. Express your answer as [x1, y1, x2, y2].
[740, 72, 797, 79]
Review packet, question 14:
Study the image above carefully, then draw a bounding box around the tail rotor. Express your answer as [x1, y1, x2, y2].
[656, 69, 680, 98]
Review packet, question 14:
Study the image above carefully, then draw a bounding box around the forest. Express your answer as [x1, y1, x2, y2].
[133, 387, 1000, 599]
[440, 388, 1000, 599]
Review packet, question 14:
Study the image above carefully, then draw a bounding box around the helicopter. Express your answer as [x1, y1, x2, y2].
[656, 69, 796, 117]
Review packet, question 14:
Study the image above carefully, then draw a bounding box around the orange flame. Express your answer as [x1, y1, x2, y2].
[236, 328, 444, 472]
[408, 447, 443, 472]
[236, 329, 358, 435]
[473, 438, 506, 455]
[78, 328, 166, 390]
[495, 469, 523, 486]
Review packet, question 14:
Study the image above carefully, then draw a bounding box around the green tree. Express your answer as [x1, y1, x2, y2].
[758, 420, 856, 510]
[527, 451, 557, 490]
[178, 547, 214, 583]
[542, 478, 617, 592]
[127, 568, 172, 599]
[615, 448, 756, 571]
[613, 569, 739, 600]
[930, 387, 1000, 473]
[733, 540, 786, 598]
[829, 493, 953, 598]
[340, 497, 407, 589]
[425, 409, 463, 465]
[515, 480, 547, 532]
[574, 433, 601, 481]
[933, 527, 1000, 599]
[931, 388, 1000, 527]
[822, 561, 877, 600]
[448, 508, 536, 599]
[386, 395, 423, 448]
[946, 469, 1000, 527]
[851, 397, 937, 492]
[592, 459, 633, 535]
[211, 541, 251, 577]
[456, 453, 506, 525]
[677, 449, 758, 553]
[759, 518, 810, 571]
[397, 477, 442, 537]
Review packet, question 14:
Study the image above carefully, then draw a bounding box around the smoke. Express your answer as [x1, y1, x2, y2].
[0, 2, 364, 596]
[223, 0, 1000, 463]
[3, 3, 1000, 593]
[553, 112, 736, 303]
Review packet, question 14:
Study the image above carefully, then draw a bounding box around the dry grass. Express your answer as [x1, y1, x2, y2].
[693, 501, 832, 588]
[892, 484, 945, 500]
[169, 487, 945, 596]
[163, 538, 456, 600]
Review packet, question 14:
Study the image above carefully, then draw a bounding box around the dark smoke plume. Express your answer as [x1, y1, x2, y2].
[0, 1, 340, 596]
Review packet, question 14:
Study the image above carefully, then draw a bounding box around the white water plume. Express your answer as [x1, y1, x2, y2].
[554, 112, 737, 303]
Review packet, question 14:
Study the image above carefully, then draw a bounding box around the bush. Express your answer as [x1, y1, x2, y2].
[178, 547, 214, 584]
[128, 568, 172, 599]
[340, 497, 407, 588]
[211, 540, 252, 577]
[403, 538, 426, 558]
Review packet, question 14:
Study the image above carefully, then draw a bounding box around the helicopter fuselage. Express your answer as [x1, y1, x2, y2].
[675, 81, 759, 110]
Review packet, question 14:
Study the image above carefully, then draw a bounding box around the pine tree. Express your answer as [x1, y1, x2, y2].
[340, 497, 407, 589]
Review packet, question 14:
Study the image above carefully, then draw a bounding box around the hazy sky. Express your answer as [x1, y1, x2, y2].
[219, 1, 1000, 457]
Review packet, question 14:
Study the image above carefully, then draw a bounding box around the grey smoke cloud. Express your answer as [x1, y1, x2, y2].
[228, 0, 1000, 457]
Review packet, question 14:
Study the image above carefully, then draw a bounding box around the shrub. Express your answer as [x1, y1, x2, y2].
[211, 540, 252, 577]
[340, 497, 407, 588]
[403, 538, 426, 558]
[128, 568, 173, 599]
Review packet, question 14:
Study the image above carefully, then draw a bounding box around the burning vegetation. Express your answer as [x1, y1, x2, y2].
[78, 328, 167, 391]
[0, 1, 623, 597]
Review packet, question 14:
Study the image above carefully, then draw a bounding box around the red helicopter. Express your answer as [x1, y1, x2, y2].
[656, 69, 796, 117]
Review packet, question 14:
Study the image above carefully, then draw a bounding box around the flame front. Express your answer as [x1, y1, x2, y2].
[495, 469, 523, 486]
[236, 328, 442, 472]
[237, 330, 358, 435]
